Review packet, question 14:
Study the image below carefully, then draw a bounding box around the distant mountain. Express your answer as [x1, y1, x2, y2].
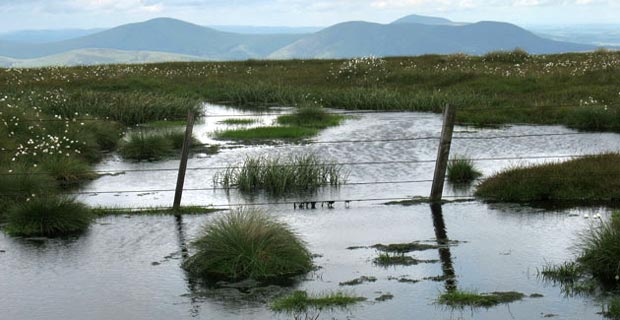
[209, 25, 323, 34]
[0, 16, 601, 67]
[391, 14, 456, 25]
[0, 29, 105, 44]
[0, 18, 303, 60]
[269, 21, 594, 59]
[0, 48, 209, 68]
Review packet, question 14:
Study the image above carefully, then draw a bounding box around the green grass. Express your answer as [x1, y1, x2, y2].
[475, 153, 620, 204]
[215, 126, 318, 141]
[276, 105, 345, 129]
[119, 132, 173, 161]
[271, 290, 366, 312]
[447, 156, 482, 184]
[142, 120, 188, 127]
[373, 253, 436, 266]
[213, 153, 346, 196]
[5, 196, 93, 237]
[604, 296, 620, 319]
[540, 261, 583, 283]
[438, 290, 525, 308]
[38, 156, 98, 183]
[182, 208, 313, 281]
[577, 211, 620, 286]
[219, 118, 258, 125]
[371, 242, 441, 253]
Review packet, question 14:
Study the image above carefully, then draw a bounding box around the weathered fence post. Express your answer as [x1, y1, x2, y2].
[430, 104, 456, 203]
[173, 111, 195, 211]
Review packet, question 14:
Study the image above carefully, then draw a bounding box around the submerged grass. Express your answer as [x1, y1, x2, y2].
[182, 208, 313, 281]
[214, 153, 346, 196]
[276, 105, 345, 129]
[5, 196, 93, 237]
[438, 290, 525, 308]
[475, 153, 620, 204]
[271, 290, 366, 313]
[447, 156, 482, 184]
[215, 126, 318, 141]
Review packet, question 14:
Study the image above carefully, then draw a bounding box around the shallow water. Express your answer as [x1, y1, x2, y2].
[2, 103, 620, 319]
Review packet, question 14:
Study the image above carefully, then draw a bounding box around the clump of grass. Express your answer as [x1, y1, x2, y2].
[475, 153, 620, 204]
[447, 155, 482, 184]
[38, 156, 97, 183]
[119, 132, 173, 161]
[219, 118, 258, 125]
[339, 276, 377, 286]
[373, 253, 437, 266]
[214, 153, 346, 196]
[540, 261, 583, 283]
[182, 208, 313, 281]
[438, 290, 524, 308]
[372, 242, 441, 253]
[82, 120, 124, 151]
[215, 126, 318, 141]
[271, 290, 366, 313]
[277, 105, 345, 129]
[604, 296, 620, 319]
[142, 120, 187, 128]
[577, 211, 620, 285]
[482, 48, 530, 63]
[5, 196, 93, 237]
[161, 130, 200, 149]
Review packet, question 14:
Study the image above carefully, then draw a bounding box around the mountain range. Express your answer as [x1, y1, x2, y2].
[0, 15, 599, 67]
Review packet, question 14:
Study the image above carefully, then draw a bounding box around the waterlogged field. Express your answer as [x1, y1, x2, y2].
[2, 53, 620, 319]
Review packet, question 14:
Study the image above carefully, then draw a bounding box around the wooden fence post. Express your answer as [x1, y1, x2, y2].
[173, 111, 195, 211]
[430, 104, 456, 203]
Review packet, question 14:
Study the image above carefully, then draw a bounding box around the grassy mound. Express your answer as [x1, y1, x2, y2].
[214, 153, 346, 196]
[119, 132, 173, 160]
[475, 153, 620, 204]
[277, 105, 345, 129]
[438, 290, 524, 308]
[5, 196, 93, 237]
[183, 208, 312, 281]
[447, 156, 482, 183]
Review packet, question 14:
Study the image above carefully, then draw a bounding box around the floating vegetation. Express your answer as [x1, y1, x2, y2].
[339, 276, 377, 286]
[375, 293, 394, 302]
[372, 242, 441, 253]
[447, 155, 482, 184]
[5, 196, 93, 237]
[387, 276, 420, 284]
[271, 290, 366, 313]
[475, 153, 620, 204]
[183, 208, 312, 281]
[214, 126, 318, 141]
[438, 290, 525, 308]
[213, 153, 346, 196]
[373, 253, 438, 266]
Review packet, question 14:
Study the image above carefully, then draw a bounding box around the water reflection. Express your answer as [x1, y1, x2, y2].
[174, 214, 201, 317]
[430, 203, 457, 292]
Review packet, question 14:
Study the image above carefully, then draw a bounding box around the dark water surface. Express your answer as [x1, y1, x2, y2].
[2, 104, 620, 319]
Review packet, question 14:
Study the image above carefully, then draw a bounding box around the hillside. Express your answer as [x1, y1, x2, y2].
[269, 21, 594, 59]
[391, 14, 456, 25]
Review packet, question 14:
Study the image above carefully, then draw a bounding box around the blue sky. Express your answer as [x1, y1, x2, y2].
[0, 0, 618, 31]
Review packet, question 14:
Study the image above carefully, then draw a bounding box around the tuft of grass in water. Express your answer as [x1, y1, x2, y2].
[215, 126, 318, 141]
[182, 208, 313, 281]
[38, 156, 97, 183]
[119, 132, 173, 161]
[373, 252, 437, 266]
[540, 261, 583, 283]
[604, 296, 620, 319]
[277, 105, 345, 129]
[219, 118, 259, 125]
[475, 153, 620, 204]
[271, 290, 366, 313]
[214, 153, 346, 196]
[447, 155, 482, 184]
[160, 130, 200, 150]
[0, 166, 57, 212]
[5, 196, 93, 237]
[339, 276, 377, 286]
[372, 242, 441, 253]
[438, 290, 524, 308]
[577, 211, 620, 286]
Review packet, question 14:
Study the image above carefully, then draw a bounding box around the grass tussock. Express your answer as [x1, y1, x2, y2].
[373, 252, 437, 266]
[215, 126, 318, 141]
[219, 118, 259, 125]
[475, 153, 620, 204]
[271, 290, 366, 313]
[182, 208, 313, 281]
[447, 156, 482, 184]
[5, 196, 93, 237]
[214, 153, 346, 196]
[118, 130, 199, 160]
[438, 290, 525, 308]
[277, 105, 345, 129]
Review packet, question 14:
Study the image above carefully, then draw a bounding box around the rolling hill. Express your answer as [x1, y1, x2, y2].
[269, 21, 594, 59]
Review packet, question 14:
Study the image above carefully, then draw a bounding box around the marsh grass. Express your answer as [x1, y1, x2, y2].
[39, 156, 98, 183]
[219, 118, 259, 125]
[215, 126, 318, 141]
[438, 290, 524, 308]
[182, 208, 312, 281]
[213, 153, 346, 196]
[577, 212, 620, 285]
[271, 290, 366, 313]
[475, 153, 620, 203]
[604, 296, 620, 319]
[5, 196, 93, 237]
[447, 156, 482, 184]
[277, 105, 345, 129]
[0, 166, 57, 213]
[119, 132, 173, 161]
[373, 253, 436, 266]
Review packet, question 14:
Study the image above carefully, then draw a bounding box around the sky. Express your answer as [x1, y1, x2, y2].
[0, 0, 619, 31]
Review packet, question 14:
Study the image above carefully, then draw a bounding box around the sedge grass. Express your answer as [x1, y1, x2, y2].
[271, 290, 366, 313]
[438, 290, 524, 308]
[182, 208, 312, 281]
[213, 153, 346, 196]
[5, 196, 93, 237]
[447, 155, 482, 184]
[276, 104, 345, 129]
[215, 126, 318, 141]
[219, 118, 259, 125]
